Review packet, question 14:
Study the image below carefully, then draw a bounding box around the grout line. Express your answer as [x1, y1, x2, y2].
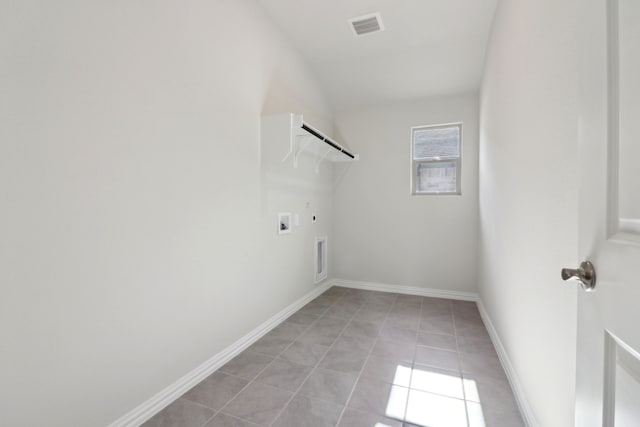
[216, 300, 351, 426]
[213, 357, 277, 423]
[334, 292, 400, 426]
[213, 412, 262, 427]
[203, 290, 488, 427]
[211, 290, 372, 422]
[266, 290, 365, 427]
[174, 397, 221, 412]
[214, 299, 334, 426]
[404, 292, 429, 423]
[169, 398, 219, 427]
[452, 301, 473, 427]
[200, 410, 217, 427]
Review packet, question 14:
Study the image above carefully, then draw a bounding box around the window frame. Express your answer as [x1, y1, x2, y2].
[410, 122, 463, 196]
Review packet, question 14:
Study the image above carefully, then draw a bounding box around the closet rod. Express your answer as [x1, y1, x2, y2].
[301, 123, 356, 159]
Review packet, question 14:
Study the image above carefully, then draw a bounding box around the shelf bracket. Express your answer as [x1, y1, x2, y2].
[315, 147, 332, 174]
[293, 135, 313, 168]
[281, 147, 293, 163]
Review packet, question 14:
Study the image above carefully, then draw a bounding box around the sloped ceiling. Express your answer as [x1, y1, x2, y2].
[256, 0, 498, 110]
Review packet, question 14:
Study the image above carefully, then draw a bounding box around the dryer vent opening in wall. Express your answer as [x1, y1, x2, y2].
[315, 237, 327, 283]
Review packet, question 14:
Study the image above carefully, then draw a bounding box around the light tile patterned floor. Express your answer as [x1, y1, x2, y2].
[143, 287, 524, 427]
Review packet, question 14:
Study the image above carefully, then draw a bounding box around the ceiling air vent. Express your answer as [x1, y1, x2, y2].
[348, 12, 384, 36]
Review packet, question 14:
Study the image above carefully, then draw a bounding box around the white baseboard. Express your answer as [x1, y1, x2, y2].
[332, 278, 478, 301]
[108, 280, 333, 427]
[109, 279, 535, 427]
[477, 299, 537, 427]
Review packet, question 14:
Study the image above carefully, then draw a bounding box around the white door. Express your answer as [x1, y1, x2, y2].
[575, 0, 640, 425]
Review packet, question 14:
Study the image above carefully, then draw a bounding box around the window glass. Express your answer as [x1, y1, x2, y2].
[416, 161, 457, 193]
[411, 124, 461, 195]
[413, 127, 460, 160]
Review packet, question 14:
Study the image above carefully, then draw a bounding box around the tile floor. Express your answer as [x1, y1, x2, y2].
[143, 287, 524, 427]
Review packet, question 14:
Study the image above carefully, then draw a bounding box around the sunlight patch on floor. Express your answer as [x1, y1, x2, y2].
[383, 364, 486, 427]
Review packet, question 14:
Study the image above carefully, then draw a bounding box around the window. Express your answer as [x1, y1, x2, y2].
[411, 123, 462, 195]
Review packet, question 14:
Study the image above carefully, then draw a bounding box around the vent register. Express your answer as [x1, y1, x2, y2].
[348, 13, 384, 36]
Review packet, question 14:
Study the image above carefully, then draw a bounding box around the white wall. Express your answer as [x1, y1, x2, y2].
[0, 1, 333, 426]
[478, 0, 579, 425]
[332, 94, 479, 293]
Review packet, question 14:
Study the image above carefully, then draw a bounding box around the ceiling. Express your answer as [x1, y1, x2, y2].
[256, 0, 498, 110]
